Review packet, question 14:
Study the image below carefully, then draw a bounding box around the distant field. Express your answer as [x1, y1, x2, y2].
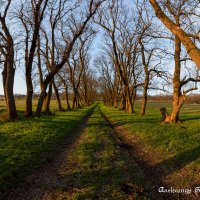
[0, 98, 70, 113]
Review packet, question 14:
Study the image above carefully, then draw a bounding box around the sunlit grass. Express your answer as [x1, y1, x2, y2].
[0, 100, 95, 192]
[58, 104, 149, 199]
[101, 102, 200, 187]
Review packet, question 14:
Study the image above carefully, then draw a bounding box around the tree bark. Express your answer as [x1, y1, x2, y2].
[140, 77, 149, 116]
[43, 82, 53, 114]
[0, 13, 17, 121]
[24, 73, 33, 117]
[125, 86, 134, 113]
[64, 84, 71, 110]
[52, 81, 62, 111]
[5, 59, 17, 121]
[170, 36, 185, 123]
[35, 85, 47, 118]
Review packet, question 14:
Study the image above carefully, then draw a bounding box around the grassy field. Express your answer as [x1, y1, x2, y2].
[0, 99, 200, 198]
[101, 101, 200, 188]
[0, 99, 95, 192]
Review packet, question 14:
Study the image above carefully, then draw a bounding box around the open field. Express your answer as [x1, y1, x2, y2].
[0, 100, 200, 199]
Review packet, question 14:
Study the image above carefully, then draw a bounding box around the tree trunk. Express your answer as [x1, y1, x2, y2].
[170, 94, 185, 123]
[43, 82, 52, 114]
[2, 65, 8, 107]
[72, 88, 78, 109]
[35, 84, 48, 118]
[65, 84, 71, 110]
[140, 76, 149, 116]
[132, 87, 137, 106]
[149, 0, 200, 69]
[170, 36, 183, 123]
[0, 13, 18, 121]
[113, 98, 118, 108]
[120, 91, 126, 110]
[24, 73, 33, 117]
[5, 59, 17, 121]
[125, 86, 134, 113]
[52, 81, 62, 111]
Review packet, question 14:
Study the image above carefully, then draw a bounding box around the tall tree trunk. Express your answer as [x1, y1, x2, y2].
[43, 82, 52, 114]
[35, 84, 48, 118]
[120, 90, 126, 110]
[125, 86, 134, 113]
[0, 12, 18, 121]
[72, 87, 78, 109]
[170, 36, 183, 123]
[24, 72, 33, 117]
[84, 86, 88, 106]
[2, 65, 8, 107]
[64, 84, 71, 110]
[149, 0, 200, 69]
[140, 75, 149, 116]
[5, 59, 17, 121]
[132, 87, 137, 106]
[52, 81, 62, 111]
[113, 98, 118, 108]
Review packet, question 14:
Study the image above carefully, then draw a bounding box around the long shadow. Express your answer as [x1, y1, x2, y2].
[181, 115, 200, 122]
[126, 146, 200, 200]
[101, 112, 199, 200]
[59, 167, 150, 200]
[0, 104, 97, 200]
[154, 146, 200, 176]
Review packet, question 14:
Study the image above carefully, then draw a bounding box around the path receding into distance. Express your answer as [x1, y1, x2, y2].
[2, 103, 197, 200]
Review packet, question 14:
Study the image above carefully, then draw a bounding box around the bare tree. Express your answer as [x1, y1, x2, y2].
[95, 0, 141, 113]
[149, 0, 200, 123]
[149, 0, 200, 69]
[0, 0, 17, 121]
[18, 0, 49, 117]
[35, 0, 106, 117]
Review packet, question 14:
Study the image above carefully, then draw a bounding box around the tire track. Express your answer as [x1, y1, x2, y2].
[2, 106, 96, 200]
[100, 109, 176, 200]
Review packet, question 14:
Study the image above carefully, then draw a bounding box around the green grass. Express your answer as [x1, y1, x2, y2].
[101, 101, 200, 187]
[1, 99, 200, 195]
[0, 100, 95, 192]
[58, 104, 149, 199]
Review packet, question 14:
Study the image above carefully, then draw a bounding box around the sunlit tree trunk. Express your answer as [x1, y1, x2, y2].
[44, 82, 53, 114]
[170, 36, 185, 123]
[149, 0, 200, 69]
[0, 6, 17, 121]
[140, 74, 149, 116]
[53, 81, 62, 111]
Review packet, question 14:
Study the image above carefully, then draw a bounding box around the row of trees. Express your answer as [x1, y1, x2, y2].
[97, 0, 200, 123]
[0, 0, 104, 120]
[0, 0, 200, 123]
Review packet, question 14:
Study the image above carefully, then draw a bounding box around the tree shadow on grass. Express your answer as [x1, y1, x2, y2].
[58, 167, 149, 200]
[154, 145, 200, 177]
[0, 106, 96, 197]
[127, 144, 200, 199]
[181, 115, 200, 122]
